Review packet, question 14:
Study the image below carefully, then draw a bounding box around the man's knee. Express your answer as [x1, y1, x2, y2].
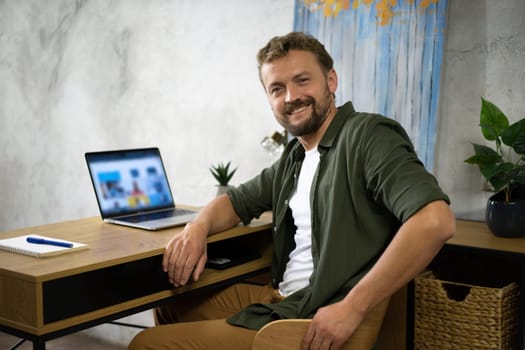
[128, 319, 256, 350]
[128, 328, 155, 350]
[128, 327, 182, 350]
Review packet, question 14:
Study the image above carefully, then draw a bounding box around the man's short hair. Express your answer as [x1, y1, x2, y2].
[256, 32, 334, 78]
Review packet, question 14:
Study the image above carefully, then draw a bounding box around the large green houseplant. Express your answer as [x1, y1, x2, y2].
[464, 97, 525, 237]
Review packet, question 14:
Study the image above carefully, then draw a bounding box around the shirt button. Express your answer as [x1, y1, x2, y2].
[274, 226, 278, 232]
[284, 199, 289, 205]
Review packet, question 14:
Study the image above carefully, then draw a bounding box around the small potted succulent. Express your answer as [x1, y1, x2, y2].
[464, 97, 525, 237]
[210, 161, 237, 196]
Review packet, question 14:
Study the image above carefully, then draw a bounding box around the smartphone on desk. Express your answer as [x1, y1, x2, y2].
[205, 251, 261, 270]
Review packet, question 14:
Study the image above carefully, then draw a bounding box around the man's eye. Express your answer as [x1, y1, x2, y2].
[270, 87, 283, 95]
[298, 78, 309, 85]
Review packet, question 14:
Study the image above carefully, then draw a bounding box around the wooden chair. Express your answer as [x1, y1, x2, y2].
[252, 297, 390, 350]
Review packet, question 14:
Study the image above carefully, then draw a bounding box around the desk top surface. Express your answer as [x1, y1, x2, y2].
[3, 216, 524, 281]
[0, 212, 272, 282]
[447, 219, 525, 254]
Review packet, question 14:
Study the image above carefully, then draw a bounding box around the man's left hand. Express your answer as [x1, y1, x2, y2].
[301, 300, 364, 350]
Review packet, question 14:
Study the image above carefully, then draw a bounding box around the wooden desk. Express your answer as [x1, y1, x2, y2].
[6, 217, 519, 349]
[447, 219, 525, 253]
[0, 214, 272, 350]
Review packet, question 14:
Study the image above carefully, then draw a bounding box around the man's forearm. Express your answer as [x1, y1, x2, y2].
[190, 193, 241, 236]
[342, 200, 455, 315]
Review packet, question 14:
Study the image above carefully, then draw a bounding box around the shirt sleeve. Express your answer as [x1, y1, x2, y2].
[227, 163, 277, 225]
[360, 118, 450, 223]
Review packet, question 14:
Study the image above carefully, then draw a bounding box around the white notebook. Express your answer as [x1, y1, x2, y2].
[0, 234, 88, 258]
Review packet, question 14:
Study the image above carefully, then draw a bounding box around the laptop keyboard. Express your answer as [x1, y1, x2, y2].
[120, 208, 195, 223]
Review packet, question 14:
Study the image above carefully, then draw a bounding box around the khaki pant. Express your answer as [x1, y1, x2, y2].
[128, 283, 281, 350]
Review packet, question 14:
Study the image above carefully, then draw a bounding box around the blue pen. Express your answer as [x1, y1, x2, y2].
[26, 237, 73, 248]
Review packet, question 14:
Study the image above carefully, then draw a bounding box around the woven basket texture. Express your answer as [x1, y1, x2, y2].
[414, 271, 520, 350]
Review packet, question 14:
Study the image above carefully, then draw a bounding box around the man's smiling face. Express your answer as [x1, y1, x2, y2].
[260, 50, 337, 137]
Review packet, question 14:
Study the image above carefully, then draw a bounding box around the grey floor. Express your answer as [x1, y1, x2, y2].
[0, 331, 126, 350]
[0, 311, 153, 350]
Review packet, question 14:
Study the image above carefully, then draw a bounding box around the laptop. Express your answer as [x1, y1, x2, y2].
[85, 147, 198, 230]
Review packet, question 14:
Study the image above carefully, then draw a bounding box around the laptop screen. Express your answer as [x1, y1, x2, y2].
[85, 148, 175, 218]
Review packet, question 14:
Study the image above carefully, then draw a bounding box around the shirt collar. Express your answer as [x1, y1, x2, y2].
[318, 101, 355, 152]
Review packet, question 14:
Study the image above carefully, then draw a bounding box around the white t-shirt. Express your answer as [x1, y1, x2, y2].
[279, 147, 320, 297]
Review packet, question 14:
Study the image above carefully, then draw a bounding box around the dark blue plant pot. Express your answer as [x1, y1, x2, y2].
[485, 186, 525, 238]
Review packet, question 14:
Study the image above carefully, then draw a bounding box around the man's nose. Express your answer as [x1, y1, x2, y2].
[285, 85, 301, 103]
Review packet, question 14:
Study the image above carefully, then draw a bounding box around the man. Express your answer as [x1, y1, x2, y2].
[129, 32, 455, 350]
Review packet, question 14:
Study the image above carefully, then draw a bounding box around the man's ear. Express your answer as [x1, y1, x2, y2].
[327, 69, 338, 94]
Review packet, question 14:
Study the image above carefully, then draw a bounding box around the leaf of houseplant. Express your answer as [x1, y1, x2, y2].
[465, 144, 502, 164]
[515, 133, 525, 155]
[209, 161, 237, 186]
[223, 162, 236, 185]
[480, 97, 509, 141]
[465, 144, 502, 181]
[489, 162, 516, 192]
[510, 164, 525, 185]
[502, 119, 525, 154]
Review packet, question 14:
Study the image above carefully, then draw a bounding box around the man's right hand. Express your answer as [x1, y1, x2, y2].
[161, 193, 242, 287]
[162, 221, 209, 287]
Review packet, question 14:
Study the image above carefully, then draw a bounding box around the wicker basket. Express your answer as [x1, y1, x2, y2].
[414, 271, 520, 350]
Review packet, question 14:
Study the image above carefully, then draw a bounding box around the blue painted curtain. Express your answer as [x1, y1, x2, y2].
[294, 0, 448, 170]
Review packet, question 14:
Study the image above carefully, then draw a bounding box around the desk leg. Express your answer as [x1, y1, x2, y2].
[32, 339, 45, 350]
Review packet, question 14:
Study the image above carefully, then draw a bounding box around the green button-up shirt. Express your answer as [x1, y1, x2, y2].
[227, 101, 449, 329]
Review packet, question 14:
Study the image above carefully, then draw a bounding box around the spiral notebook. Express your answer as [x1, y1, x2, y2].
[0, 234, 88, 258]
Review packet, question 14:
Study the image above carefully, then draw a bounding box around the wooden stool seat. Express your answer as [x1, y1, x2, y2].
[252, 297, 390, 350]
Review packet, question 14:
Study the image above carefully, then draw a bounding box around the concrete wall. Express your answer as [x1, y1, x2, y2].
[0, 0, 295, 346]
[436, 0, 525, 220]
[1, 0, 293, 231]
[2, 1, 524, 231]
[1, 0, 525, 347]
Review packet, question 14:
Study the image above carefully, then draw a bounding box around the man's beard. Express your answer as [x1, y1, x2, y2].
[279, 89, 333, 137]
